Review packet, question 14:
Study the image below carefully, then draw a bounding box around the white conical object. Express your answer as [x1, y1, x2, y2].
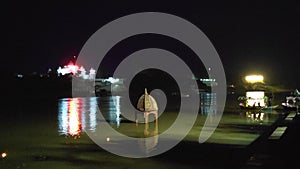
[136, 88, 158, 124]
[137, 88, 158, 112]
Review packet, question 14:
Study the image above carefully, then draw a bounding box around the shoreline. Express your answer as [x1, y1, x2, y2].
[3, 77, 293, 112]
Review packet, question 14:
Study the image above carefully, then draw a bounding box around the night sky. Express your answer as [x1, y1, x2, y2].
[2, 1, 300, 88]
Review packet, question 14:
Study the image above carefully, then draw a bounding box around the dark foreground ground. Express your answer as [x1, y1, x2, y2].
[241, 111, 300, 169]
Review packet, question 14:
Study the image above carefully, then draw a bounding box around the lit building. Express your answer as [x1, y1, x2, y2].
[57, 62, 96, 80]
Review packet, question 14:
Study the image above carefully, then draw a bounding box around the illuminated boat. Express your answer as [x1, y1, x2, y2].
[239, 90, 278, 110]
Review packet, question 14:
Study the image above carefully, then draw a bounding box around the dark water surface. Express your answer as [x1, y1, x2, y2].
[0, 85, 285, 169]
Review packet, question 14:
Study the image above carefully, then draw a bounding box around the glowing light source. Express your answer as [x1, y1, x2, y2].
[105, 77, 120, 84]
[57, 62, 96, 80]
[246, 91, 265, 107]
[1, 152, 7, 158]
[17, 74, 23, 78]
[67, 64, 79, 75]
[245, 75, 264, 83]
[106, 137, 110, 142]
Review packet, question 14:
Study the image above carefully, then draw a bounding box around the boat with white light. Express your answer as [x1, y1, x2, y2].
[239, 90, 278, 110]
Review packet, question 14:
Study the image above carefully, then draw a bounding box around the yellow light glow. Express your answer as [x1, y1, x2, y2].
[1, 152, 7, 158]
[245, 75, 264, 83]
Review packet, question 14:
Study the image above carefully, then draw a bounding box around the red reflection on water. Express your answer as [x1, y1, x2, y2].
[68, 99, 82, 138]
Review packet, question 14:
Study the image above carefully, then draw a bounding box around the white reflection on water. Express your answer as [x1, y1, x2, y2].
[57, 96, 123, 138]
[110, 96, 121, 128]
[200, 92, 217, 115]
[138, 121, 159, 154]
[57, 93, 216, 138]
[245, 110, 270, 124]
[57, 96, 160, 153]
[58, 97, 98, 138]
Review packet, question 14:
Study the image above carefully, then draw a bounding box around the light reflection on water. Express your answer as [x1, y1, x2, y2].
[56, 93, 280, 155]
[58, 97, 98, 138]
[244, 110, 273, 124]
[199, 93, 217, 115]
[57, 94, 275, 139]
[57, 96, 159, 153]
[57, 96, 122, 138]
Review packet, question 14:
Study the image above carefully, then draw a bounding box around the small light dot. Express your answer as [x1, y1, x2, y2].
[1, 152, 7, 158]
[106, 137, 110, 142]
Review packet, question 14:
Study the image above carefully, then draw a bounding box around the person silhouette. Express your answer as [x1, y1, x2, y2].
[268, 97, 272, 107]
